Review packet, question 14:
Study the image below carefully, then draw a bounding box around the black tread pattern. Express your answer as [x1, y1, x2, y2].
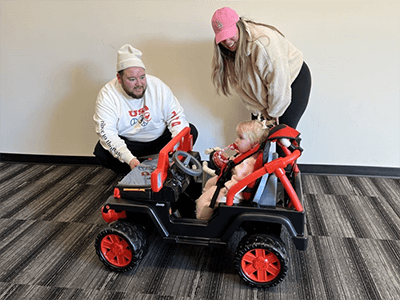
[95, 220, 148, 272]
[234, 234, 289, 288]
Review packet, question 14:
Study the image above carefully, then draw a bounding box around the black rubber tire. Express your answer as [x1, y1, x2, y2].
[235, 234, 288, 288]
[95, 220, 148, 272]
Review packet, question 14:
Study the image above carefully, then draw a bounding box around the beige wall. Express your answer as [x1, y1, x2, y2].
[1, 0, 399, 168]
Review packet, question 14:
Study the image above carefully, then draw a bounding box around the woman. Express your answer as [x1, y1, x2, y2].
[211, 7, 311, 129]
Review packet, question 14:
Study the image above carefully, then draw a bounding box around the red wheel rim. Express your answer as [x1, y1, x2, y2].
[100, 234, 133, 267]
[241, 248, 281, 283]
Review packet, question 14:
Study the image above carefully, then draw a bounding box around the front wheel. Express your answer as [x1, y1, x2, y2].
[95, 220, 148, 272]
[235, 234, 288, 288]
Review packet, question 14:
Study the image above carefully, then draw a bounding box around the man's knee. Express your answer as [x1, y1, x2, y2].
[93, 141, 110, 165]
[189, 123, 198, 145]
[94, 141, 130, 174]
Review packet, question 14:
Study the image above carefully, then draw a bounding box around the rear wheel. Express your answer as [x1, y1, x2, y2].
[95, 220, 148, 272]
[235, 234, 288, 288]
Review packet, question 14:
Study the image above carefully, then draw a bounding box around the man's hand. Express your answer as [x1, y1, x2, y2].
[129, 158, 140, 170]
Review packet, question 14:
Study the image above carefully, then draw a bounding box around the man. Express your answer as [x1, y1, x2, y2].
[93, 44, 198, 174]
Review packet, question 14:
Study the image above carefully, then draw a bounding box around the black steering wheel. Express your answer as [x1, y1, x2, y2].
[172, 151, 203, 177]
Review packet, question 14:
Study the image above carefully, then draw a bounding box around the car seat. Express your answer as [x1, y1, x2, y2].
[217, 124, 302, 208]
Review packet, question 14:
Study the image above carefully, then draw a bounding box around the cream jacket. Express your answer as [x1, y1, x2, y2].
[232, 21, 303, 119]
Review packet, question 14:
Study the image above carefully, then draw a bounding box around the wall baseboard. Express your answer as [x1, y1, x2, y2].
[298, 164, 399, 178]
[1, 153, 399, 178]
[0, 153, 98, 165]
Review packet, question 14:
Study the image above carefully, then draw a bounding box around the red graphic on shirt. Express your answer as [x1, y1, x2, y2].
[170, 111, 181, 127]
[129, 106, 149, 117]
[128, 105, 152, 124]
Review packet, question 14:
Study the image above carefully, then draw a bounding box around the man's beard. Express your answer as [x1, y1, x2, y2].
[124, 85, 146, 99]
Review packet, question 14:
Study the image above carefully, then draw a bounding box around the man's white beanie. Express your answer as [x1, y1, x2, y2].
[116, 44, 145, 72]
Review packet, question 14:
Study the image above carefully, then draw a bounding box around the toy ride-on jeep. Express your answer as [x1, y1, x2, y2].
[95, 125, 308, 288]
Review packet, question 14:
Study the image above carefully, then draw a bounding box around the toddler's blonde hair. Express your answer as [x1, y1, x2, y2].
[236, 120, 270, 145]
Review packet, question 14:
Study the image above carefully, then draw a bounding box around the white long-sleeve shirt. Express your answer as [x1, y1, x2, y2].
[94, 75, 189, 164]
[232, 21, 304, 118]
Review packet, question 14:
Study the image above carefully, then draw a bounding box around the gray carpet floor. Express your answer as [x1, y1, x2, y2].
[0, 162, 399, 300]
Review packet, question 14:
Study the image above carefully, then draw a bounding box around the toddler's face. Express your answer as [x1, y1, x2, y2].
[235, 131, 253, 153]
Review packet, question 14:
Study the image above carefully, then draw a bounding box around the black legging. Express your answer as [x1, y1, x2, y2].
[94, 123, 198, 174]
[252, 61, 311, 157]
[252, 61, 311, 129]
[279, 62, 312, 129]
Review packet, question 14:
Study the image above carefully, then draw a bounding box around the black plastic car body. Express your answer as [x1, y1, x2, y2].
[95, 125, 308, 288]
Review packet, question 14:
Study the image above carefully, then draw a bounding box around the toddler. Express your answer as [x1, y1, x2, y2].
[196, 120, 269, 220]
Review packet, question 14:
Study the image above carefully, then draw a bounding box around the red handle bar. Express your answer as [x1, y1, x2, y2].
[225, 149, 304, 212]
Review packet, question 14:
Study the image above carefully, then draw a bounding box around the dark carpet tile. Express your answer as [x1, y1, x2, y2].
[0, 163, 399, 299]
